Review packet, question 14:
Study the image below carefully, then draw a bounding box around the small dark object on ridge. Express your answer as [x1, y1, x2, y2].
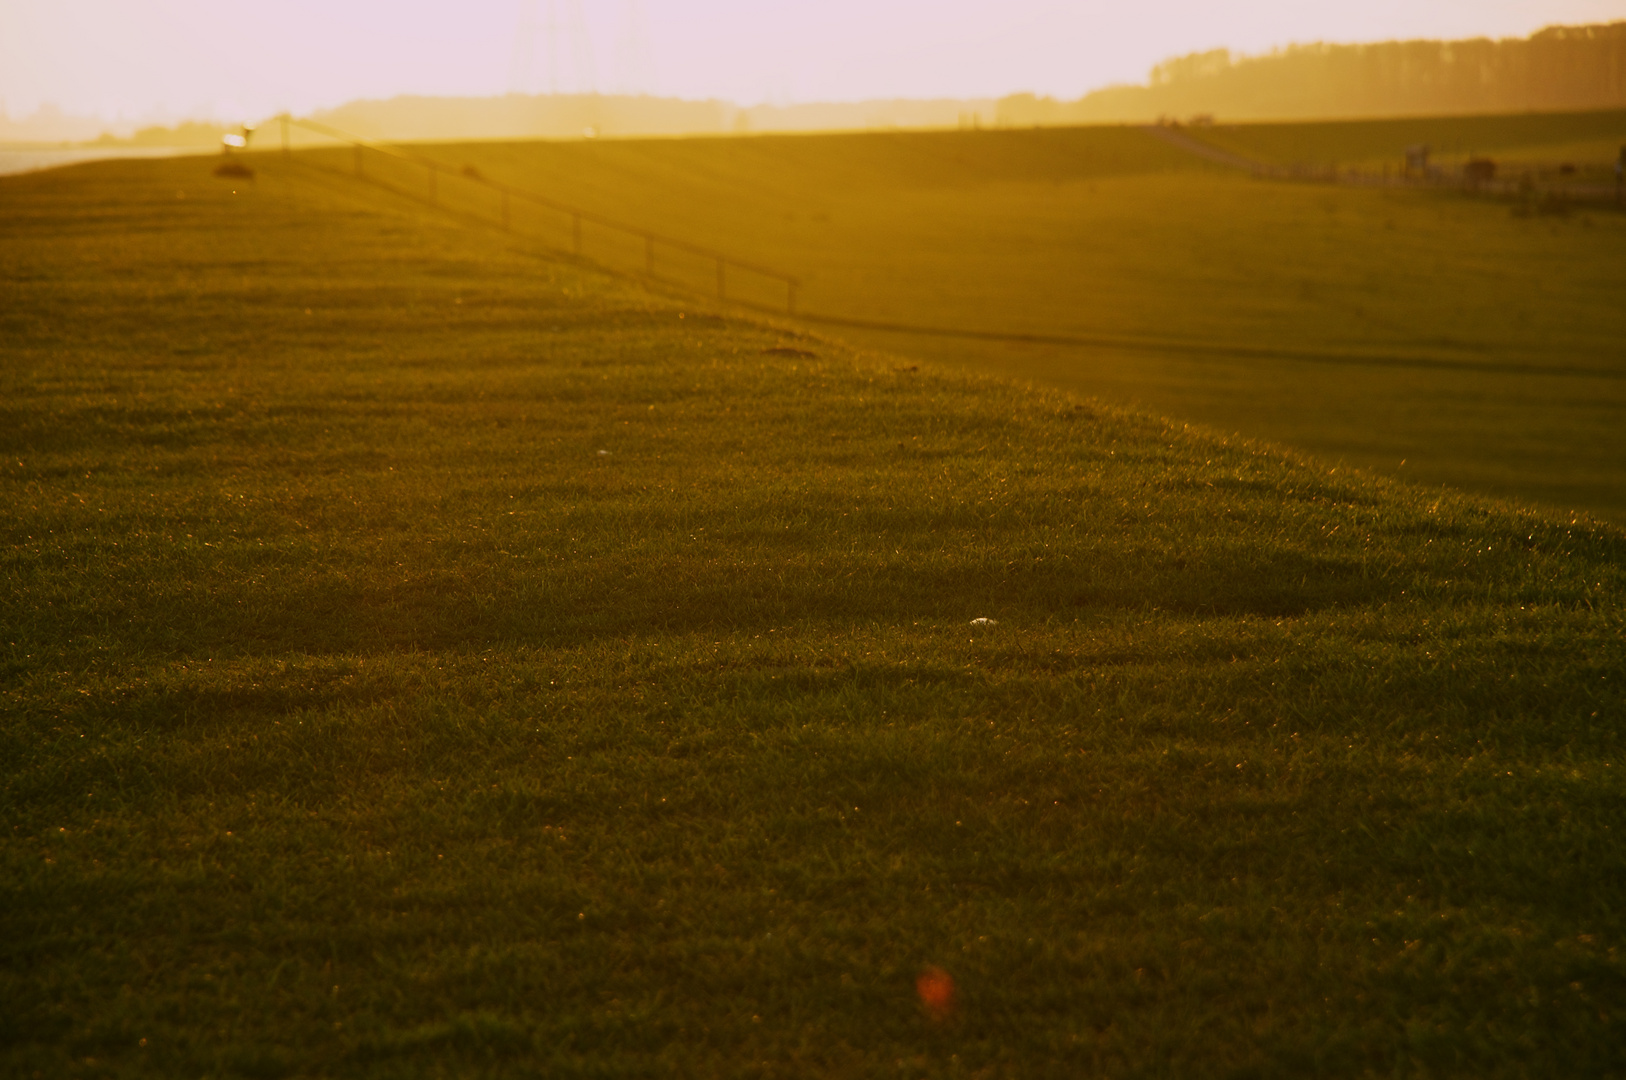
[763, 346, 817, 358]
[214, 161, 255, 180]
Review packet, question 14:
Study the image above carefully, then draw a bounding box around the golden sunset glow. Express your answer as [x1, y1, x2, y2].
[2, 0, 1623, 128]
[5, 0, 1626, 1066]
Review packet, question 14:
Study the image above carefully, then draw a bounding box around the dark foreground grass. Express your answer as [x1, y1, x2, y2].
[2, 156, 1625, 1078]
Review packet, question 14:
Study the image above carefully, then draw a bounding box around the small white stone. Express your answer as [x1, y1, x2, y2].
[970, 617, 998, 627]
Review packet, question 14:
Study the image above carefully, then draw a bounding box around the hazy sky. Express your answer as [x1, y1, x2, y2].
[3, 0, 1624, 122]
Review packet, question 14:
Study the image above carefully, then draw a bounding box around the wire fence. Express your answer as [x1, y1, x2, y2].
[1252, 160, 1622, 204]
[1145, 124, 1624, 205]
[276, 115, 801, 314]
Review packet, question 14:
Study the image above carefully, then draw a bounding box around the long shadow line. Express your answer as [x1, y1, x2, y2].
[788, 310, 1626, 381]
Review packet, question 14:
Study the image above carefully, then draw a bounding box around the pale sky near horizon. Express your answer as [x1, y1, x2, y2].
[3, 0, 1625, 124]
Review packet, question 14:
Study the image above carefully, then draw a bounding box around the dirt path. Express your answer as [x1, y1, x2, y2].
[1138, 125, 1265, 171]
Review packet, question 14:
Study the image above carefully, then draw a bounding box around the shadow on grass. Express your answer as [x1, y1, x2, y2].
[9, 540, 1389, 669]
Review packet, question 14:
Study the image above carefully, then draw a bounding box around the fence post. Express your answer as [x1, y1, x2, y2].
[573, 213, 582, 256]
[645, 235, 654, 276]
[716, 257, 725, 300]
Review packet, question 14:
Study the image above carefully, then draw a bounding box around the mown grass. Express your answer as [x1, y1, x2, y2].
[318, 117, 1626, 524]
[2, 153, 1624, 1079]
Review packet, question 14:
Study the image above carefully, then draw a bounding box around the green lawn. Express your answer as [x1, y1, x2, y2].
[2, 151, 1624, 1078]
[305, 116, 1626, 525]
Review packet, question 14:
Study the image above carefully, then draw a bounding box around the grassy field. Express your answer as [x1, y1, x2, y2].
[316, 115, 1626, 525]
[3, 150, 1625, 1078]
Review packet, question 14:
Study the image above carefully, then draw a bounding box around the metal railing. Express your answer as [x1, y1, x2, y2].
[276, 114, 800, 313]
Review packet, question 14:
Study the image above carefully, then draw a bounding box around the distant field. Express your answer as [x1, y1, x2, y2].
[298, 115, 1626, 524]
[2, 145, 1624, 1079]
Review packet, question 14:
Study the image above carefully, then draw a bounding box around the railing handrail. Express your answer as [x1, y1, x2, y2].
[278, 114, 801, 308]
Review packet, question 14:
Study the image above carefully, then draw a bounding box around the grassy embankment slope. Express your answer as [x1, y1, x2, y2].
[2, 152, 1624, 1078]
[345, 114, 1626, 524]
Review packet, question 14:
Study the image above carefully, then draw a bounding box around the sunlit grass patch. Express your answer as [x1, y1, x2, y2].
[403, 119, 1626, 523]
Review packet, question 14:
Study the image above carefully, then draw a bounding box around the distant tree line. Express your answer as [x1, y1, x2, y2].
[999, 22, 1626, 125]
[291, 93, 998, 144]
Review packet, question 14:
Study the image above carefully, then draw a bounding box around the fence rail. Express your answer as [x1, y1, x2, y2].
[277, 114, 800, 313]
[1142, 123, 1624, 205]
[1249, 160, 1621, 203]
